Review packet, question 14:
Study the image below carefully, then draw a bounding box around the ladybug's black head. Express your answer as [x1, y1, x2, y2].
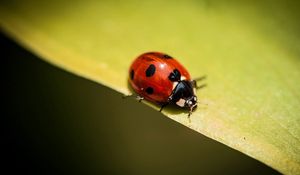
[169, 80, 198, 116]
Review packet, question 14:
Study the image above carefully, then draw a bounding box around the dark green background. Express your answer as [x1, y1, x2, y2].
[2, 32, 280, 175]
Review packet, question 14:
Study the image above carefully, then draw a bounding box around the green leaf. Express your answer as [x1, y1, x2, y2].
[1, 0, 300, 174]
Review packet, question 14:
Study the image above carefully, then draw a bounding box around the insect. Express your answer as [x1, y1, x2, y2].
[127, 52, 206, 116]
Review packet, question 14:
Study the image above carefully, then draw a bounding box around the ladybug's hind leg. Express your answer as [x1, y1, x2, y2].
[192, 75, 207, 89]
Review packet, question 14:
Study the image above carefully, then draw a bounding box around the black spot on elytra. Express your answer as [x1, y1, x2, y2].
[145, 64, 156, 77]
[163, 54, 172, 59]
[130, 69, 134, 80]
[168, 69, 181, 82]
[146, 87, 154, 94]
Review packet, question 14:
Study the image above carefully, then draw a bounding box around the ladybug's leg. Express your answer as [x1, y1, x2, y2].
[188, 106, 196, 117]
[136, 95, 144, 102]
[193, 75, 206, 82]
[195, 84, 207, 90]
[188, 110, 192, 117]
[122, 94, 144, 102]
[159, 103, 169, 112]
[191, 75, 207, 89]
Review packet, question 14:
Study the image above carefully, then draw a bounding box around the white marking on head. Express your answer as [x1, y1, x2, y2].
[181, 76, 186, 81]
[172, 82, 178, 90]
[176, 98, 185, 107]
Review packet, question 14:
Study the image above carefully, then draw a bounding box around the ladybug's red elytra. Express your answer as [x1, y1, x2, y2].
[128, 52, 205, 116]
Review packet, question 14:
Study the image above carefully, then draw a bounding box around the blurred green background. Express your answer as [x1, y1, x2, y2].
[2, 33, 280, 174]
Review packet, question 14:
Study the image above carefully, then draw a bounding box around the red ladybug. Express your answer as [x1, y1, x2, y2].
[128, 52, 205, 116]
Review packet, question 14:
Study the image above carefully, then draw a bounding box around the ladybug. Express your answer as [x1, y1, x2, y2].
[128, 52, 205, 116]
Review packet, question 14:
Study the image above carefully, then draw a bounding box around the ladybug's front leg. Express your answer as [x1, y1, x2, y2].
[191, 75, 207, 89]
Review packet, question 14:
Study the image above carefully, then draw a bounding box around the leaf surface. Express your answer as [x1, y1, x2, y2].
[1, 1, 300, 174]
